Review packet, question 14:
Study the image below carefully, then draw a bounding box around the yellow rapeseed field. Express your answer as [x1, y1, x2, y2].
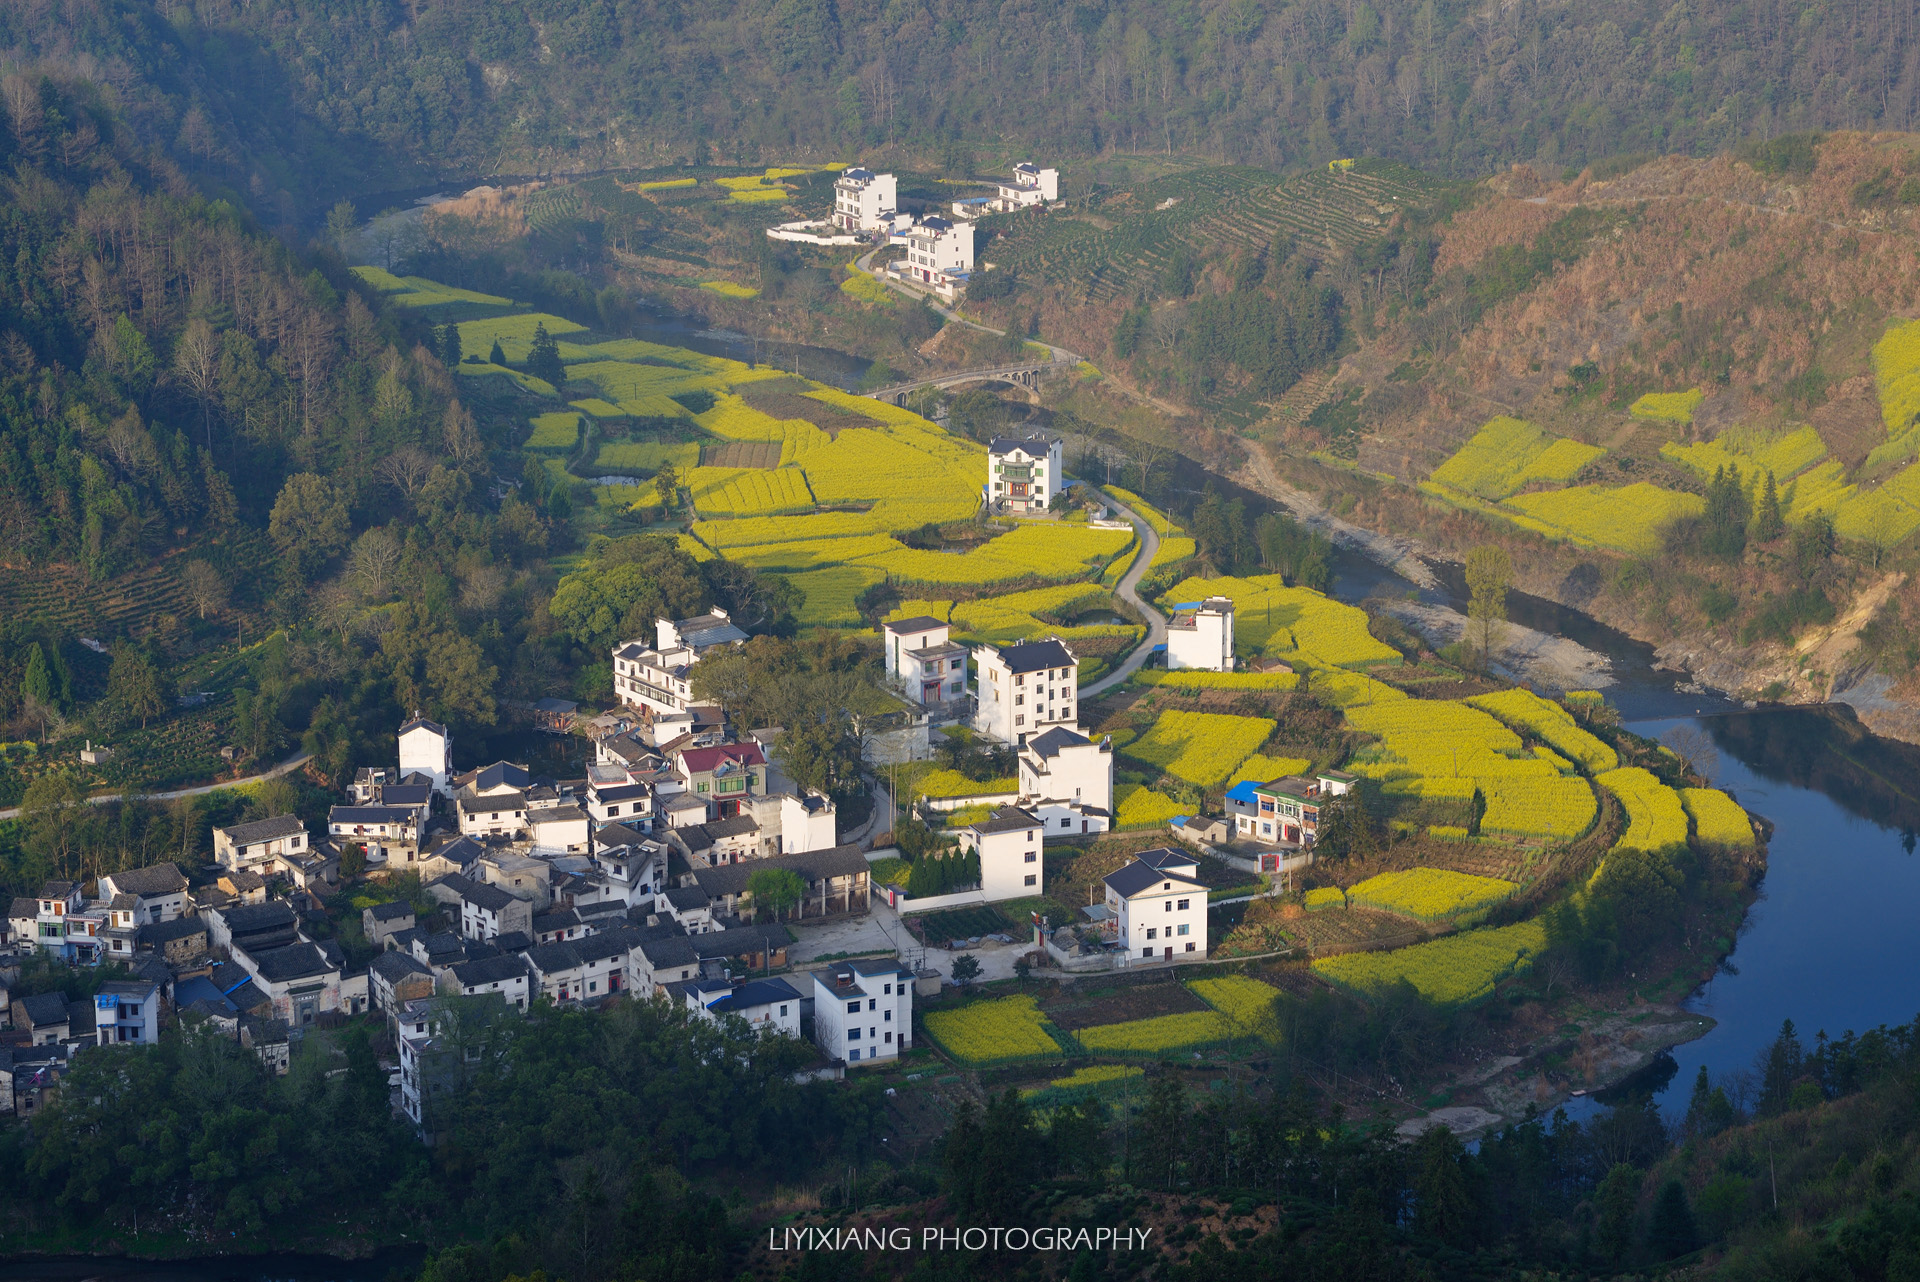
[1682, 787, 1754, 847]
[1313, 920, 1548, 1005]
[1345, 868, 1517, 920]
[1595, 767, 1690, 854]
[1125, 710, 1275, 787]
[923, 995, 1064, 1065]
[1467, 688, 1619, 772]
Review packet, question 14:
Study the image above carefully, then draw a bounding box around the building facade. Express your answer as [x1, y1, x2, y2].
[1166, 597, 1235, 672]
[973, 637, 1078, 745]
[881, 616, 969, 706]
[1103, 849, 1209, 962]
[831, 168, 897, 231]
[986, 435, 1063, 514]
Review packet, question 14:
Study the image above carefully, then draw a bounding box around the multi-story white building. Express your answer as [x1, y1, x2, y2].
[1017, 726, 1113, 837]
[398, 715, 453, 795]
[92, 979, 162, 1046]
[810, 960, 914, 1067]
[1103, 848, 1208, 963]
[881, 615, 969, 706]
[997, 162, 1059, 207]
[212, 815, 310, 873]
[952, 806, 1044, 901]
[987, 435, 1062, 514]
[1166, 596, 1236, 671]
[831, 167, 898, 232]
[611, 610, 747, 718]
[973, 637, 1077, 745]
[890, 216, 974, 298]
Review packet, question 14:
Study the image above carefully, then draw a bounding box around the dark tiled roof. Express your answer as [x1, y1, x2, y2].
[216, 902, 299, 934]
[244, 941, 339, 983]
[399, 716, 449, 737]
[492, 931, 532, 953]
[217, 815, 305, 845]
[989, 638, 1074, 675]
[533, 909, 580, 934]
[426, 836, 485, 868]
[574, 928, 640, 963]
[964, 806, 1040, 835]
[17, 991, 69, 1028]
[1025, 726, 1091, 758]
[380, 783, 434, 806]
[138, 917, 208, 945]
[370, 951, 432, 982]
[521, 942, 584, 976]
[987, 434, 1052, 456]
[1104, 858, 1206, 899]
[690, 844, 870, 899]
[884, 615, 947, 635]
[662, 886, 709, 911]
[330, 805, 417, 825]
[37, 880, 75, 898]
[9, 897, 36, 919]
[452, 954, 530, 987]
[365, 901, 415, 922]
[700, 976, 802, 1014]
[459, 791, 528, 814]
[460, 881, 518, 913]
[101, 863, 188, 896]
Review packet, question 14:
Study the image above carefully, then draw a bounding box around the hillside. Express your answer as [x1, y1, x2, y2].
[1190, 132, 1920, 741]
[10, 0, 1920, 218]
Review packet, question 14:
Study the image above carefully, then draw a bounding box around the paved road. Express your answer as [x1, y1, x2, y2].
[0, 750, 314, 821]
[1080, 490, 1168, 698]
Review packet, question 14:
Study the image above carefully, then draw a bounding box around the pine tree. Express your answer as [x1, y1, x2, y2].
[441, 322, 462, 368]
[1753, 470, 1785, 541]
[527, 322, 566, 388]
[21, 643, 53, 709]
[489, 339, 507, 366]
[1647, 1179, 1698, 1258]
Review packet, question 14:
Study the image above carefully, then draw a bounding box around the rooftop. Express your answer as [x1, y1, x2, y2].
[1024, 726, 1092, 759]
[884, 615, 947, 636]
[215, 815, 305, 846]
[963, 806, 1040, 836]
[101, 863, 188, 897]
[985, 638, 1075, 676]
[1104, 857, 1207, 899]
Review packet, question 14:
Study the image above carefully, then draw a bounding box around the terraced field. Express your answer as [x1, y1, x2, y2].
[990, 160, 1454, 302]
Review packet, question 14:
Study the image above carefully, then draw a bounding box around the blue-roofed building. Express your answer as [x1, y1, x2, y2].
[675, 975, 804, 1038]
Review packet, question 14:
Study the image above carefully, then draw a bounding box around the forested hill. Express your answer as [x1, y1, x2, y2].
[7, 0, 1920, 215]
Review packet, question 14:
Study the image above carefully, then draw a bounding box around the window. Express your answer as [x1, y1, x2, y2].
[1164, 900, 1173, 912]
[1147, 927, 1157, 940]
[1016, 674, 1025, 687]
[883, 984, 892, 995]
[1015, 694, 1024, 706]
[1025, 851, 1037, 863]
[1177, 899, 1190, 910]
[1024, 874, 1037, 886]
[849, 1048, 860, 1061]
[847, 1000, 861, 1014]
[884, 1009, 892, 1021]
[1185, 942, 1196, 952]
[1177, 924, 1190, 936]
[868, 998, 877, 1011]
[848, 1027, 861, 1040]
[589, 982, 597, 993]
[1142, 947, 1153, 958]
[779, 1004, 789, 1017]
[1060, 818, 1071, 829]
[696, 782, 709, 793]
[1015, 715, 1024, 726]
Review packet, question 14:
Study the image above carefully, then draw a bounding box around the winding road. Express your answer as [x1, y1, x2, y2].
[1079, 490, 1168, 697]
[0, 750, 314, 822]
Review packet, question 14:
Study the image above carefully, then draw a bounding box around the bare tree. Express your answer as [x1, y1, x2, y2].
[349, 527, 403, 600]
[1661, 725, 1720, 785]
[172, 317, 221, 451]
[442, 399, 482, 467]
[1133, 438, 1171, 491]
[377, 444, 437, 499]
[181, 560, 228, 620]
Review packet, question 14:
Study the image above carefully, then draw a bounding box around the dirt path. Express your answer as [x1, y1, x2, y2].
[1234, 441, 1441, 590]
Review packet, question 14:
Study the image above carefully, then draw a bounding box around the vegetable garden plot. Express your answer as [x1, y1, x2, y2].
[1313, 920, 1548, 1006]
[1123, 710, 1275, 788]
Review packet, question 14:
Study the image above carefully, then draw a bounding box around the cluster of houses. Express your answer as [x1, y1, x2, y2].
[767, 162, 1060, 300]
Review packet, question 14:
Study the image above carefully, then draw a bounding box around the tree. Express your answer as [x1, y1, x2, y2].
[172, 317, 221, 451]
[324, 199, 358, 253]
[1703, 464, 1751, 559]
[181, 561, 228, 620]
[527, 322, 566, 388]
[1661, 724, 1719, 784]
[1752, 470, 1785, 541]
[949, 954, 981, 985]
[380, 602, 498, 730]
[549, 535, 708, 652]
[1411, 1125, 1475, 1246]
[349, 527, 403, 600]
[21, 642, 54, 710]
[378, 445, 438, 500]
[440, 322, 462, 368]
[746, 866, 805, 919]
[1646, 1178, 1697, 1258]
[269, 473, 351, 580]
[654, 463, 679, 512]
[489, 339, 507, 366]
[105, 644, 170, 729]
[1593, 1163, 1642, 1265]
[1465, 544, 1513, 667]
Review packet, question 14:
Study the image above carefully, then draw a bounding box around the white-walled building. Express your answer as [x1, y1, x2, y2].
[810, 960, 914, 1066]
[1166, 596, 1236, 672]
[96, 864, 189, 924]
[890, 216, 974, 298]
[998, 162, 1059, 206]
[92, 980, 162, 1047]
[398, 716, 453, 795]
[611, 610, 747, 718]
[681, 976, 804, 1038]
[212, 815, 309, 873]
[952, 806, 1044, 901]
[987, 435, 1063, 514]
[328, 805, 425, 866]
[882, 615, 969, 706]
[973, 637, 1078, 745]
[1104, 848, 1208, 963]
[1017, 727, 1113, 837]
[831, 168, 898, 232]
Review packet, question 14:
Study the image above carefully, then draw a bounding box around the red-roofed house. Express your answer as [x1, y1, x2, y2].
[674, 742, 768, 820]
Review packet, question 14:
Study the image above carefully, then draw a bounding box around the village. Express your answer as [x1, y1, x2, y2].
[0, 433, 1359, 1137]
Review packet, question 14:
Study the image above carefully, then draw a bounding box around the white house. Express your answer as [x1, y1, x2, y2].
[1166, 596, 1235, 672]
[230, 940, 344, 1030]
[457, 793, 528, 840]
[831, 168, 897, 232]
[1103, 848, 1208, 962]
[589, 825, 669, 906]
[212, 815, 309, 873]
[610, 610, 746, 718]
[1224, 770, 1354, 846]
[445, 955, 532, 1012]
[328, 804, 425, 866]
[529, 803, 591, 856]
[987, 435, 1063, 514]
[810, 960, 914, 1066]
[952, 806, 1044, 901]
[889, 216, 975, 298]
[1017, 726, 1113, 836]
[92, 979, 161, 1046]
[997, 162, 1059, 207]
[96, 863, 189, 924]
[882, 615, 969, 706]
[973, 637, 1078, 745]
[681, 975, 804, 1037]
[398, 716, 453, 795]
